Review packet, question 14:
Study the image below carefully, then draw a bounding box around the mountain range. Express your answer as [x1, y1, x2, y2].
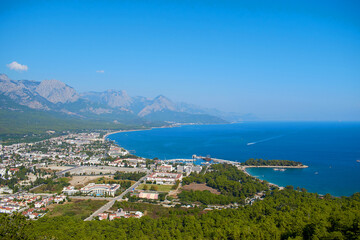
[0, 74, 255, 139]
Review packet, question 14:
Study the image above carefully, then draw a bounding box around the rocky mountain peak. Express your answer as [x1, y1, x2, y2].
[35, 79, 79, 104]
[0, 74, 10, 81]
[138, 94, 176, 117]
[102, 89, 132, 108]
[81, 89, 133, 108]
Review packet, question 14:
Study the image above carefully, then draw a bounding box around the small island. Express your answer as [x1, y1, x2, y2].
[241, 158, 308, 168]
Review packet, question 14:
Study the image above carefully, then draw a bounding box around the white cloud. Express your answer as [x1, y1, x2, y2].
[6, 61, 28, 71]
[96, 70, 104, 73]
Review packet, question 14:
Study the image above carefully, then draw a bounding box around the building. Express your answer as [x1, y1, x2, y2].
[80, 183, 120, 196]
[62, 186, 79, 195]
[157, 165, 173, 172]
[54, 195, 66, 204]
[108, 146, 128, 157]
[34, 202, 43, 208]
[0, 206, 16, 214]
[98, 213, 108, 220]
[108, 208, 143, 220]
[0, 186, 13, 194]
[109, 159, 125, 167]
[147, 172, 182, 185]
[177, 165, 202, 176]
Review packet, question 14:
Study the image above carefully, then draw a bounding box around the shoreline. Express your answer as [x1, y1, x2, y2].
[103, 122, 227, 140]
[103, 125, 177, 140]
[103, 125, 308, 192]
[103, 128, 151, 140]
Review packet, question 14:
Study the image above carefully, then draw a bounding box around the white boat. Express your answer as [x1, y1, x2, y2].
[274, 168, 286, 171]
[314, 171, 319, 175]
[356, 160, 360, 163]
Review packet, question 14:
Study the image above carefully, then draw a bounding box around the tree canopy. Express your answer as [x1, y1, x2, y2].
[1, 189, 359, 239]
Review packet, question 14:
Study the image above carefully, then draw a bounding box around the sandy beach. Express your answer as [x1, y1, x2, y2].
[103, 125, 179, 140]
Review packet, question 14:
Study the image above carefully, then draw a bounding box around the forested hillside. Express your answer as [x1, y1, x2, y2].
[1, 189, 359, 239]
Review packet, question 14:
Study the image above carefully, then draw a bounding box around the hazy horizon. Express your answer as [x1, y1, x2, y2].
[1, 0, 359, 121]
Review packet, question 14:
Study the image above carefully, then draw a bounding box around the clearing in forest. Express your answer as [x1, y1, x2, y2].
[181, 183, 220, 195]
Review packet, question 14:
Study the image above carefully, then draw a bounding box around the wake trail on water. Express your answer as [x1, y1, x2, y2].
[247, 135, 285, 146]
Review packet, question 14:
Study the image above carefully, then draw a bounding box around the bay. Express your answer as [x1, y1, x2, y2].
[107, 122, 360, 196]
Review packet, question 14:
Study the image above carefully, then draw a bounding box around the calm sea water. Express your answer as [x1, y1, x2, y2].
[107, 122, 360, 197]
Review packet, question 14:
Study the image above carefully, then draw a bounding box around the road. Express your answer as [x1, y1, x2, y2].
[29, 184, 44, 192]
[56, 165, 81, 177]
[84, 168, 152, 221]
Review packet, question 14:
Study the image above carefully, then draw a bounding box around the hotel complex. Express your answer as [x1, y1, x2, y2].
[146, 172, 182, 185]
[80, 183, 120, 196]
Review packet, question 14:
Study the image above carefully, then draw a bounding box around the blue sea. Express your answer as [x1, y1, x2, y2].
[107, 122, 360, 197]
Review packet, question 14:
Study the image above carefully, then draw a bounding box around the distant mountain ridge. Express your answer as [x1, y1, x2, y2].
[0, 74, 237, 127]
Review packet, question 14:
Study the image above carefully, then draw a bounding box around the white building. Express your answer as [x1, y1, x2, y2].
[98, 213, 108, 220]
[0, 186, 13, 194]
[80, 183, 120, 196]
[0, 206, 16, 214]
[147, 172, 182, 185]
[62, 186, 79, 195]
[108, 146, 128, 157]
[177, 165, 202, 176]
[54, 195, 66, 204]
[157, 165, 173, 172]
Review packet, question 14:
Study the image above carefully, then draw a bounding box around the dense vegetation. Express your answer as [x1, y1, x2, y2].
[31, 177, 70, 194]
[180, 164, 268, 205]
[242, 158, 303, 166]
[1, 189, 359, 239]
[114, 171, 147, 181]
[178, 189, 238, 205]
[46, 199, 108, 220]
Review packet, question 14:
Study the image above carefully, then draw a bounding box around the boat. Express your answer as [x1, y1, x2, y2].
[314, 172, 319, 175]
[274, 168, 286, 171]
[356, 160, 360, 163]
[201, 155, 212, 162]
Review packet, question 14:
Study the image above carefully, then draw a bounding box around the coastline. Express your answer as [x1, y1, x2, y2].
[103, 125, 176, 141]
[103, 125, 308, 192]
[103, 128, 151, 140]
[103, 122, 227, 140]
[239, 166, 286, 190]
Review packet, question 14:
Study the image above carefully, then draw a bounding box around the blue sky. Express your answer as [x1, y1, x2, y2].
[0, 0, 359, 121]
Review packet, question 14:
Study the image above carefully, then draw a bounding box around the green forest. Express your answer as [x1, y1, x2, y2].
[242, 158, 303, 166]
[1, 189, 359, 239]
[180, 164, 268, 205]
[113, 171, 147, 181]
